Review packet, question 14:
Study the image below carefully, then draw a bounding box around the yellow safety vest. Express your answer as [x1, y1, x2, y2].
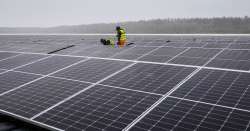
[119, 29, 126, 41]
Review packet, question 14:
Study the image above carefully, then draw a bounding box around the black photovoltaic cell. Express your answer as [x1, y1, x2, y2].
[0, 77, 90, 118]
[171, 69, 250, 110]
[169, 48, 221, 66]
[34, 85, 160, 131]
[130, 97, 250, 131]
[53, 59, 132, 83]
[0, 54, 47, 69]
[0, 71, 41, 94]
[207, 50, 250, 70]
[112, 46, 157, 60]
[15, 56, 84, 75]
[101, 63, 195, 94]
[138, 47, 187, 63]
[0, 52, 19, 60]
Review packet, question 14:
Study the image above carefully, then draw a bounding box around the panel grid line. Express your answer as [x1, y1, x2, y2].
[0, 50, 249, 73]
[0, 55, 52, 75]
[123, 67, 201, 131]
[110, 46, 137, 58]
[0, 53, 22, 62]
[10, 69, 250, 114]
[168, 96, 250, 113]
[0, 58, 89, 96]
[30, 62, 137, 119]
[203, 37, 238, 67]
[165, 47, 190, 63]
[135, 45, 165, 60]
[10, 70, 163, 96]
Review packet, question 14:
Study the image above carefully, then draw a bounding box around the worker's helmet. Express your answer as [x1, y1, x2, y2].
[116, 26, 121, 30]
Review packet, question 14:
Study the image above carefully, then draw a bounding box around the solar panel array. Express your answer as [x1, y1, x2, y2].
[0, 35, 250, 131]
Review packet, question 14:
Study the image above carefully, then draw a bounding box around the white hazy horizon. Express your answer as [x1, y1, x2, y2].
[1, 0, 250, 27]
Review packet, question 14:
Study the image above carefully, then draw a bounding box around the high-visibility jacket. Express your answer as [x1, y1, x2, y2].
[118, 29, 126, 41]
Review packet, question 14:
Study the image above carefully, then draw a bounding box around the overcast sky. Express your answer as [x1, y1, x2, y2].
[0, 0, 250, 27]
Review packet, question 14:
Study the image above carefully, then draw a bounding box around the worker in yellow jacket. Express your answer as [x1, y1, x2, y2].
[116, 26, 126, 48]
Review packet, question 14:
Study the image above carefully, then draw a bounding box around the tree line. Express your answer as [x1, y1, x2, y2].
[1, 17, 250, 34]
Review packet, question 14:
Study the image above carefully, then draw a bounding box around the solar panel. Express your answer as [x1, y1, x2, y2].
[18, 44, 72, 53]
[71, 46, 124, 57]
[138, 47, 187, 63]
[0, 71, 41, 94]
[165, 42, 187, 47]
[171, 69, 250, 110]
[229, 43, 250, 50]
[169, 48, 221, 66]
[0, 77, 90, 118]
[0, 35, 250, 131]
[0, 52, 19, 60]
[143, 42, 166, 46]
[206, 49, 250, 70]
[101, 63, 195, 94]
[52, 59, 132, 83]
[15, 56, 84, 75]
[183, 42, 207, 47]
[203, 42, 230, 49]
[129, 97, 250, 131]
[112, 46, 157, 60]
[0, 54, 47, 70]
[138, 55, 173, 63]
[34, 85, 160, 131]
[54, 45, 92, 55]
